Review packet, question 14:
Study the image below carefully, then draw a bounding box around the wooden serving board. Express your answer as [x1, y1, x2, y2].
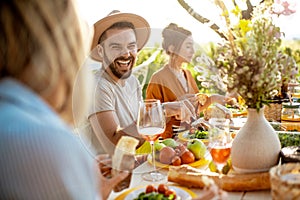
[168, 165, 270, 192]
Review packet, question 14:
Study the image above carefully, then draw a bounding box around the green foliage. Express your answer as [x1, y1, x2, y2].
[136, 47, 157, 66]
[135, 48, 168, 98]
[134, 39, 299, 100]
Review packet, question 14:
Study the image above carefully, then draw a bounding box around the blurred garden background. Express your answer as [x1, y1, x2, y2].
[78, 0, 300, 98]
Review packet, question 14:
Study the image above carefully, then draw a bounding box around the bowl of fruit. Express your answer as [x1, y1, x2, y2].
[150, 138, 209, 168]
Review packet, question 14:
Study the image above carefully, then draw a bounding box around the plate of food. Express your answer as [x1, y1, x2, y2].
[182, 118, 210, 144]
[180, 115, 240, 142]
[115, 184, 196, 200]
[178, 130, 209, 144]
[178, 129, 237, 144]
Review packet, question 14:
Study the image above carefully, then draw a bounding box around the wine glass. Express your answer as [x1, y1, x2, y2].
[137, 99, 166, 182]
[208, 118, 231, 175]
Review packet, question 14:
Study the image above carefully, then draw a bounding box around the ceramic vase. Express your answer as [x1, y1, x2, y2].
[231, 107, 281, 173]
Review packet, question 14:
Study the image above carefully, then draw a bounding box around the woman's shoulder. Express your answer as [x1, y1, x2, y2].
[150, 65, 171, 79]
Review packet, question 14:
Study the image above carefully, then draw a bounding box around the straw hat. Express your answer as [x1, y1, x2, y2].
[90, 10, 150, 61]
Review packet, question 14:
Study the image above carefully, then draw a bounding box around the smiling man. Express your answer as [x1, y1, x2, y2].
[82, 11, 196, 156]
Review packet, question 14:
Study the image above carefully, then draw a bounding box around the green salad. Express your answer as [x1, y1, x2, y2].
[187, 129, 208, 140]
[278, 131, 300, 148]
[134, 192, 177, 200]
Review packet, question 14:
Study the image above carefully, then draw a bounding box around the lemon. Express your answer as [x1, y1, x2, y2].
[135, 141, 151, 154]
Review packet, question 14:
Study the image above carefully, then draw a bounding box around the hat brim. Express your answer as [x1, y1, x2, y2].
[90, 13, 150, 62]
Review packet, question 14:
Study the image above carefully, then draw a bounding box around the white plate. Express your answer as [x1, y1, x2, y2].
[125, 186, 193, 200]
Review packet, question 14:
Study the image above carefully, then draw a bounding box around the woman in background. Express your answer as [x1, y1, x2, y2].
[146, 23, 225, 138]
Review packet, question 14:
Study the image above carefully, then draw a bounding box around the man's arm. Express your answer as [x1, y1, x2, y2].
[89, 111, 144, 155]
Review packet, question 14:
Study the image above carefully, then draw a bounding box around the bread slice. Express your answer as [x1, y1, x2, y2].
[168, 165, 270, 191]
[112, 136, 139, 192]
[197, 94, 208, 106]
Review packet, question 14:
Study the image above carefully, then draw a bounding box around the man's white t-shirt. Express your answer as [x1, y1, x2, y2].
[81, 69, 142, 155]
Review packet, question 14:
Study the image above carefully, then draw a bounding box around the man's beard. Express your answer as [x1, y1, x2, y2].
[103, 50, 135, 80]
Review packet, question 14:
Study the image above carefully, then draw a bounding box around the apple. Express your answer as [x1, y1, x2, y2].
[187, 139, 206, 160]
[154, 142, 166, 151]
[159, 146, 176, 164]
[161, 138, 178, 148]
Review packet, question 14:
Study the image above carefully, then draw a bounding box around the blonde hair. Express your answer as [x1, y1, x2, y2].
[0, 0, 91, 123]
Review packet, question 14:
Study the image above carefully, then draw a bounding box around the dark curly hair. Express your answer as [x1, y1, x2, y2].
[162, 23, 192, 55]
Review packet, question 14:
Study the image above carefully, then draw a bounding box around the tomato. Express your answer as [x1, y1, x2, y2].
[157, 184, 168, 194]
[165, 188, 177, 199]
[145, 184, 157, 193]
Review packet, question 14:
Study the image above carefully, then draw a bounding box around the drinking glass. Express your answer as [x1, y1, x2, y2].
[137, 99, 166, 182]
[208, 118, 231, 174]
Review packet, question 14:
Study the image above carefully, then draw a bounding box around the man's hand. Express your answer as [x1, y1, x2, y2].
[95, 154, 129, 200]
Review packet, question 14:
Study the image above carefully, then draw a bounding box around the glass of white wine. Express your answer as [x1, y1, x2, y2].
[137, 99, 166, 182]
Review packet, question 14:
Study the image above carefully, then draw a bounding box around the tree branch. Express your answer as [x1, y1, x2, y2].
[177, 0, 227, 40]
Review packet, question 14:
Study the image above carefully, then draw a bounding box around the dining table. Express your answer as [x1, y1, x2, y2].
[106, 104, 300, 199]
[107, 116, 279, 199]
[108, 155, 272, 200]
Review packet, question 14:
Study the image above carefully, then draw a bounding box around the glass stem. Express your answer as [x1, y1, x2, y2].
[216, 164, 223, 196]
[150, 141, 156, 173]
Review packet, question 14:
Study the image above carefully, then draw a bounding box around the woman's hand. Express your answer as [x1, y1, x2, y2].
[95, 154, 129, 200]
[163, 100, 196, 123]
[178, 94, 199, 108]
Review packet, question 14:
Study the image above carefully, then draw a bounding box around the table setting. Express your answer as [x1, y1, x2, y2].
[107, 97, 300, 200]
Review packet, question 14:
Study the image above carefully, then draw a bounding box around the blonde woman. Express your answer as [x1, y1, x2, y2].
[0, 0, 127, 199]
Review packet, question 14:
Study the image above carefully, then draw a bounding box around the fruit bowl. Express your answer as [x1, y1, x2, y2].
[147, 154, 209, 169]
[154, 138, 208, 169]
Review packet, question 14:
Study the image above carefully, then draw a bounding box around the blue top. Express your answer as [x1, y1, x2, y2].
[0, 79, 98, 200]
